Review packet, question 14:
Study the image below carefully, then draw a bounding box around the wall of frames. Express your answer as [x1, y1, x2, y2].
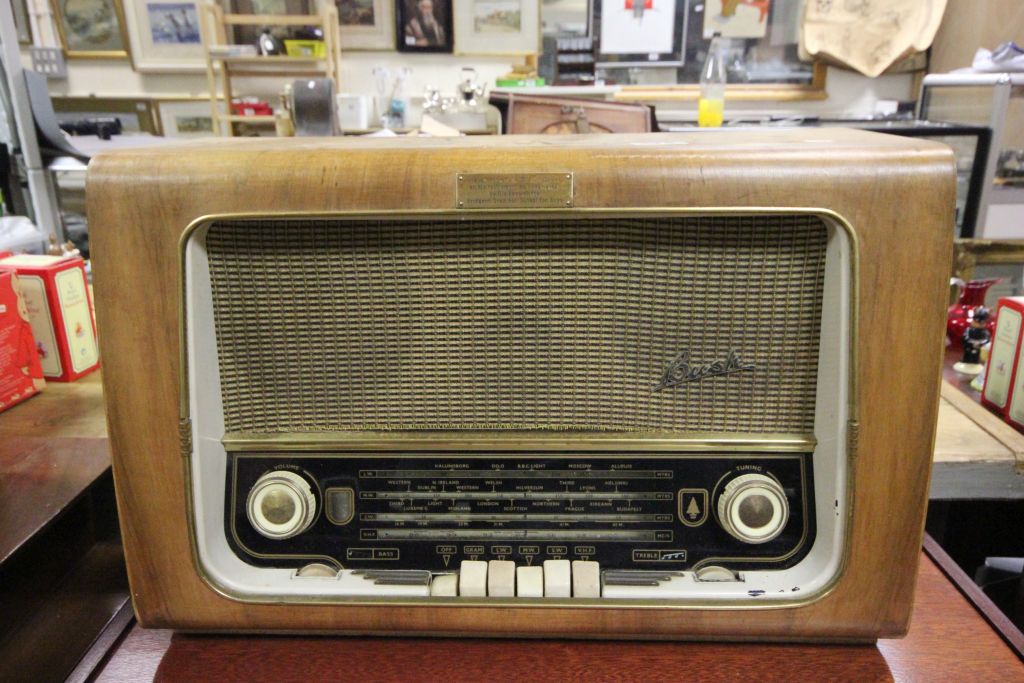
[17, 0, 919, 134]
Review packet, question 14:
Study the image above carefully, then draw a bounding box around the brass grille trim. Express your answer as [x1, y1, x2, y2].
[176, 207, 860, 611]
[221, 431, 817, 453]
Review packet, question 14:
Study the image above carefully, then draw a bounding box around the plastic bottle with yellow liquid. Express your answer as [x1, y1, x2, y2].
[698, 33, 727, 127]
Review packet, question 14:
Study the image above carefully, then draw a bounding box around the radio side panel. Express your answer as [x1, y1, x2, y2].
[88, 131, 954, 639]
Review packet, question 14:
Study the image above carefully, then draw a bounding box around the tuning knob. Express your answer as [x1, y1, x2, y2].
[246, 470, 317, 540]
[716, 473, 789, 544]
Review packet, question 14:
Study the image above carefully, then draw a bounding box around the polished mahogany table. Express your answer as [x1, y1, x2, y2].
[89, 541, 1023, 682]
[3, 372, 1023, 681]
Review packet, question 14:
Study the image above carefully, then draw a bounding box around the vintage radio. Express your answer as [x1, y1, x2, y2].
[89, 130, 953, 640]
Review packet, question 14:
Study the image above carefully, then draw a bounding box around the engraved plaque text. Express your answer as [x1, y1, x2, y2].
[456, 172, 573, 209]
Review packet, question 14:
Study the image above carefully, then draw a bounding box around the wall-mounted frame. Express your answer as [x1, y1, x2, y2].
[593, 0, 687, 68]
[12, 0, 34, 44]
[396, 0, 453, 53]
[155, 98, 225, 137]
[51, 96, 159, 134]
[335, 0, 394, 50]
[229, 0, 314, 46]
[614, 61, 828, 102]
[702, 0, 769, 39]
[123, 0, 205, 71]
[453, 0, 540, 56]
[50, 0, 132, 59]
[540, 0, 589, 38]
[609, 0, 828, 102]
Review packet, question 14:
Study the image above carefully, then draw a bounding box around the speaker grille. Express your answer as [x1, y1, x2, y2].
[204, 215, 828, 434]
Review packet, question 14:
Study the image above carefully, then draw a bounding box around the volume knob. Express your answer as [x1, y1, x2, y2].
[246, 470, 317, 540]
[716, 473, 789, 544]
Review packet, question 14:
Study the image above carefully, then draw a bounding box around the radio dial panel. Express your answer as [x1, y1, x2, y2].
[230, 453, 813, 573]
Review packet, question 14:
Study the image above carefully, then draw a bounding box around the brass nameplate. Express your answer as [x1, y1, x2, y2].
[456, 172, 573, 209]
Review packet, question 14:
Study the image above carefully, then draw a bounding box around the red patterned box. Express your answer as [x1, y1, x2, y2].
[0, 267, 45, 412]
[0, 255, 99, 382]
[982, 297, 1024, 422]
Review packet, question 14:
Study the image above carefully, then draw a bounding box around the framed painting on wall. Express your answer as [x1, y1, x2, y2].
[12, 0, 34, 44]
[593, 0, 687, 68]
[122, 0, 205, 71]
[155, 98, 224, 137]
[50, 0, 132, 59]
[453, 0, 539, 55]
[335, 0, 394, 50]
[51, 97, 159, 134]
[703, 0, 769, 38]
[396, 0, 452, 53]
[230, 0, 314, 46]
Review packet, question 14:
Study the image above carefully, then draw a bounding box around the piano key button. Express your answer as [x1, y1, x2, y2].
[516, 565, 544, 598]
[572, 560, 600, 598]
[488, 560, 515, 597]
[459, 560, 488, 597]
[543, 559, 571, 598]
[430, 573, 458, 597]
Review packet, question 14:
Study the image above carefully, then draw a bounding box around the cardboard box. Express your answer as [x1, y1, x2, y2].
[0, 268, 45, 411]
[0, 254, 99, 381]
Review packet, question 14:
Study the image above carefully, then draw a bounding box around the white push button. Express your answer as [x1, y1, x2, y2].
[459, 560, 488, 597]
[488, 560, 515, 597]
[430, 573, 458, 596]
[572, 560, 600, 598]
[516, 565, 544, 598]
[543, 559, 571, 598]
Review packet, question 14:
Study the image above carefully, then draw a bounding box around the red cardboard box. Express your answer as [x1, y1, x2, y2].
[982, 297, 1024, 422]
[0, 255, 99, 382]
[0, 267, 45, 411]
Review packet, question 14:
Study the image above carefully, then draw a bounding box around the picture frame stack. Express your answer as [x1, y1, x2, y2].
[46, 0, 542, 63]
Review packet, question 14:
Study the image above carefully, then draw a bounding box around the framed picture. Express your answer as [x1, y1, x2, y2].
[703, 0, 769, 38]
[540, 0, 589, 38]
[50, 0, 132, 59]
[230, 0, 313, 46]
[12, 0, 33, 44]
[51, 97, 159, 134]
[335, 0, 394, 50]
[396, 0, 452, 53]
[593, 0, 687, 68]
[454, 0, 539, 55]
[155, 99, 224, 137]
[122, 0, 204, 71]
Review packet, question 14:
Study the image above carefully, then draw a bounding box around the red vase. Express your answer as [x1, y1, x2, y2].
[948, 277, 1001, 347]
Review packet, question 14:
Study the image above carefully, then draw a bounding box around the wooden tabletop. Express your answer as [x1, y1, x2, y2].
[2, 366, 1022, 679]
[933, 347, 1024, 499]
[91, 548, 1023, 682]
[0, 373, 108, 563]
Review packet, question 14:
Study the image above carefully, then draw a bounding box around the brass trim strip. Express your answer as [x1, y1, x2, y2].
[176, 206, 860, 611]
[222, 431, 818, 453]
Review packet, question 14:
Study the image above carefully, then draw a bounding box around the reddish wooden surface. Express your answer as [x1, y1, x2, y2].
[0, 373, 108, 563]
[93, 552, 1024, 682]
[0, 436, 110, 563]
